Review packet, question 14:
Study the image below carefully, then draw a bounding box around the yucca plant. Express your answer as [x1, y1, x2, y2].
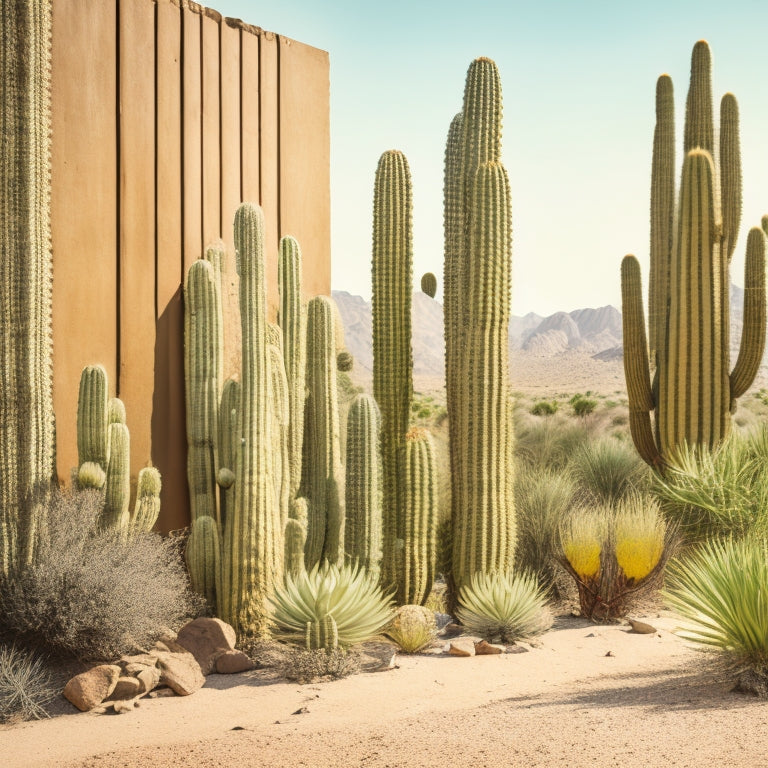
[384, 604, 437, 653]
[269, 562, 394, 651]
[664, 538, 768, 696]
[560, 494, 674, 620]
[456, 570, 552, 643]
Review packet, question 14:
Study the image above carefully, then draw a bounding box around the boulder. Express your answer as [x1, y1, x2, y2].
[627, 618, 657, 635]
[448, 641, 474, 657]
[63, 664, 121, 712]
[176, 617, 237, 675]
[135, 665, 161, 694]
[153, 651, 205, 695]
[215, 650, 255, 675]
[474, 640, 504, 655]
[108, 676, 142, 701]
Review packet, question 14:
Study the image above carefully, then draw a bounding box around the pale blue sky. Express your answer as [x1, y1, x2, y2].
[216, 0, 768, 315]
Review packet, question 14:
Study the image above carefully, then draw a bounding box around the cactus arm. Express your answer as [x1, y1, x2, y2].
[103, 422, 130, 530]
[649, 75, 675, 364]
[683, 40, 713, 154]
[77, 365, 110, 471]
[131, 466, 162, 534]
[186, 515, 221, 607]
[719, 93, 742, 264]
[730, 227, 767, 400]
[217, 377, 241, 530]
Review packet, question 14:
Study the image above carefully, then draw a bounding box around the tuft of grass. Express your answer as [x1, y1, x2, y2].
[0, 645, 55, 723]
[530, 400, 559, 416]
[0, 489, 202, 660]
[560, 508, 605, 581]
[280, 647, 361, 684]
[384, 605, 437, 653]
[456, 571, 552, 643]
[569, 437, 648, 505]
[664, 537, 768, 696]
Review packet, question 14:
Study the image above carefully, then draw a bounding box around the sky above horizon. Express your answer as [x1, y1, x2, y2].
[215, 0, 768, 316]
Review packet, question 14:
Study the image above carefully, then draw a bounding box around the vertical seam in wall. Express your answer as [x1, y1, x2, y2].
[218, 19, 223, 238]
[153, 3, 159, 320]
[257, 32, 263, 205]
[115, 0, 122, 395]
[179, 9, 186, 284]
[276, 35, 281, 239]
[199, 17, 204, 252]
[239, 28, 244, 205]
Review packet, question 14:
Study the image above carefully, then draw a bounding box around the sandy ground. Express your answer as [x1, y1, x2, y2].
[3, 612, 768, 768]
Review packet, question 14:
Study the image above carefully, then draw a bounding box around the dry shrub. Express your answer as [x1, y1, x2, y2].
[0, 488, 202, 660]
[280, 647, 361, 684]
[0, 644, 55, 723]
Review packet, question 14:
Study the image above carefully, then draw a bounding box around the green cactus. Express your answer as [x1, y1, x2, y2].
[186, 514, 221, 606]
[0, 0, 56, 576]
[420, 272, 437, 298]
[131, 467, 162, 534]
[443, 58, 515, 593]
[344, 393, 383, 580]
[399, 428, 438, 606]
[306, 613, 339, 651]
[278, 236, 306, 503]
[371, 149, 413, 594]
[285, 498, 308, 581]
[301, 295, 345, 568]
[622, 41, 766, 467]
[77, 365, 110, 476]
[216, 378, 241, 529]
[219, 202, 283, 637]
[103, 422, 130, 529]
[267, 334, 290, 531]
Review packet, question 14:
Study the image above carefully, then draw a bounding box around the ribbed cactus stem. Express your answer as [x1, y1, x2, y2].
[344, 394, 382, 580]
[301, 295, 345, 568]
[77, 365, 109, 471]
[0, 0, 55, 576]
[268, 340, 290, 531]
[217, 378, 240, 529]
[719, 93, 742, 263]
[649, 75, 675, 365]
[103, 422, 130, 530]
[401, 428, 438, 606]
[420, 272, 437, 298]
[684, 40, 713, 153]
[220, 202, 281, 637]
[371, 150, 413, 592]
[278, 235, 306, 502]
[284, 515, 307, 580]
[730, 227, 767, 399]
[306, 613, 338, 651]
[131, 467, 162, 534]
[186, 515, 221, 607]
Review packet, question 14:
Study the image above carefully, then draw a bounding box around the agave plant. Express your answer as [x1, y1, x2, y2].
[456, 570, 552, 643]
[664, 537, 768, 696]
[269, 562, 394, 651]
[560, 494, 675, 620]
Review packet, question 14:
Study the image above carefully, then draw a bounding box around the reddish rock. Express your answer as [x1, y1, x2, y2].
[63, 665, 121, 712]
[474, 640, 503, 655]
[448, 641, 474, 657]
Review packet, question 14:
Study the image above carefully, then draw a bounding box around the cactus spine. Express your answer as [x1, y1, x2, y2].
[344, 393, 383, 580]
[622, 41, 766, 467]
[444, 58, 515, 592]
[371, 150, 413, 595]
[301, 295, 345, 568]
[0, 0, 55, 575]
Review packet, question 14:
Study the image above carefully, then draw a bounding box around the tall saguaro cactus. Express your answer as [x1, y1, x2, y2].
[0, 0, 55, 575]
[371, 150, 413, 594]
[443, 58, 515, 593]
[622, 41, 766, 467]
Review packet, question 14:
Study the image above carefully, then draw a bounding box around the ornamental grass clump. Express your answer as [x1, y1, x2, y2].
[560, 494, 674, 621]
[456, 570, 552, 643]
[664, 538, 768, 696]
[270, 562, 394, 651]
[0, 645, 55, 723]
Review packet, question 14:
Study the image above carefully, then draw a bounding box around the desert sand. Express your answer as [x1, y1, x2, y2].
[3, 612, 768, 768]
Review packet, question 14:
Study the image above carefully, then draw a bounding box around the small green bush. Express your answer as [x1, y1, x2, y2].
[530, 400, 559, 416]
[571, 395, 598, 417]
[0, 645, 55, 723]
[664, 537, 768, 696]
[569, 437, 647, 504]
[0, 489, 202, 660]
[456, 570, 552, 643]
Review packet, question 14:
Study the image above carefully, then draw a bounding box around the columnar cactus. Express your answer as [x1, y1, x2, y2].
[420, 272, 437, 298]
[219, 202, 283, 636]
[0, 0, 55, 575]
[622, 41, 766, 467]
[278, 236, 306, 502]
[400, 428, 438, 606]
[443, 58, 515, 592]
[344, 393, 383, 579]
[267, 332, 290, 530]
[371, 150, 413, 593]
[301, 295, 345, 568]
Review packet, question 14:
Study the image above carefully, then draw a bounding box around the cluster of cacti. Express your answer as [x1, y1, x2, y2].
[76, 365, 162, 535]
[443, 58, 516, 592]
[0, 0, 56, 576]
[622, 40, 767, 468]
[371, 150, 438, 605]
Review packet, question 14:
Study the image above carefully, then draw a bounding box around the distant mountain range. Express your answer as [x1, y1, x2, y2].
[332, 284, 752, 381]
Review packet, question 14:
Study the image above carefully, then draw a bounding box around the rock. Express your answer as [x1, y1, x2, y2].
[176, 617, 238, 675]
[147, 688, 177, 698]
[441, 623, 463, 637]
[474, 640, 503, 655]
[507, 645, 530, 654]
[605, 650, 615, 657]
[123, 661, 158, 677]
[136, 665, 161, 694]
[215, 650, 255, 675]
[119, 653, 159, 669]
[627, 618, 657, 635]
[108, 676, 142, 701]
[112, 699, 138, 714]
[448, 641, 475, 657]
[63, 665, 121, 712]
[153, 651, 205, 696]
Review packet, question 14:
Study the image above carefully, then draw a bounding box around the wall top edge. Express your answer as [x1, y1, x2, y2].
[160, 0, 328, 54]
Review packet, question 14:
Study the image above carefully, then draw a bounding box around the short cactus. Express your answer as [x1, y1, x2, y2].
[420, 272, 437, 298]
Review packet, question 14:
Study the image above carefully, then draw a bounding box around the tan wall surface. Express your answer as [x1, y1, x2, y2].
[50, 0, 331, 531]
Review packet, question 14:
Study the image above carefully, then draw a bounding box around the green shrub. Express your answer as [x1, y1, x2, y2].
[664, 538, 768, 696]
[456, 570, 552, 642]
[515, 417, 590, 471]
[0, 489, 202, 660]
[515, 467, 576, 596]
[560, 493, 674, 621]
[384, 605, 437, 653]
[571, 395, 598, 417]
[569, 437, 648, 504]
[270, 562, 394, 650]
[653, 432, 768, 544]
[0, 645, 55, 723]
[530, 400, 559, 416]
